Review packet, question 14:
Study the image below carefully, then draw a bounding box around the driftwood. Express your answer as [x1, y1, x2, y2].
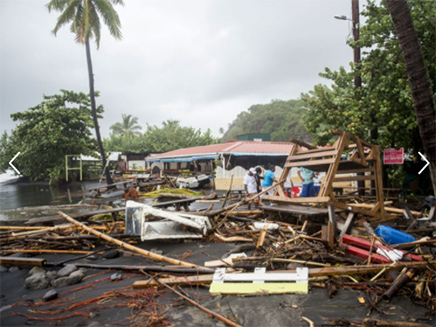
[0, 257, 46, 267]
[58, 211, 206, 269]
[382, 268, 417, 300]
[133, 261, 435, 288]
[72, 263, 213, 274]
[362, 319, 433, 327]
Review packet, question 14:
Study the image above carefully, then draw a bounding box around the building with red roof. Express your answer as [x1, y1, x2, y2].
[146, 140, 295, 189]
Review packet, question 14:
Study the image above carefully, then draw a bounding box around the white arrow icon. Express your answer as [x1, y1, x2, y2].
[418, 152, 429, 175]
[9, 152, 21, 175]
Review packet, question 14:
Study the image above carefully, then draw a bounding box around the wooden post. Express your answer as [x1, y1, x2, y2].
[339, 212, 356, 239]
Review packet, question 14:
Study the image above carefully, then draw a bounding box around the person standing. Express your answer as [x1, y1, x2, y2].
[243, 168, 258, 210]
[313, 172, 322, 196]
[254, 167, 264, 193]
[297, 167, 315, 197]
[284, 173, 294, 197]
[261, 164, 278, 196]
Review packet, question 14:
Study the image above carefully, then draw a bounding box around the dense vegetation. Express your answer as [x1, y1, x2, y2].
[301, 0, 435, 152]
[0, 90, 100, 183]
[222, 99, 312, 142]
[104, 119, 221, 153]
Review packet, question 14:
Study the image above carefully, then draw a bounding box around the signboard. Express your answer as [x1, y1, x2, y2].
[384, 148, 404, 164]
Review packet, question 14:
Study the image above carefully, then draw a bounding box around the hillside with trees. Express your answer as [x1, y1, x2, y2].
[221, 99, 312, 142]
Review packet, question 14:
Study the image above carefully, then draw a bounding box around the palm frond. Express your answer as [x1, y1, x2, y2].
[51, 0, 79, 36]
[89, 3, 101, 47]
[94, 0, 122, 40]
[47, 0, 70, 12]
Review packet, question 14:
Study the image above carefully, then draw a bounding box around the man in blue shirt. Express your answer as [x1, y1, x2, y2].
[262, 164, 278, 196]
[297, 167, 316, 197]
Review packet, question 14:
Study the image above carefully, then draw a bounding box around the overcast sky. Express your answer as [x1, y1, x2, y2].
[1, 0, 357, 139]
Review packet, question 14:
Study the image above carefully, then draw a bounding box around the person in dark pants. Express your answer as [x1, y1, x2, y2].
[254, 167, 264, 193]
[297, 167, 315, 197]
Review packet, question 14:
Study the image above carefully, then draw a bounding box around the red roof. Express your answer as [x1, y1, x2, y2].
[148, 140, 294, 160]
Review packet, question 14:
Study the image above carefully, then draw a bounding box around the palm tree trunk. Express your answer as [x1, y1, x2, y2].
[386, 0, 436, 196]
[85, 38, 113, 185]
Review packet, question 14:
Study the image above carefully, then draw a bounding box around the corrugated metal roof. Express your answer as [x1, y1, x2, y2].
[147, 141, 294, 160]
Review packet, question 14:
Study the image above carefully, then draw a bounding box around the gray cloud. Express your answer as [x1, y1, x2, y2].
[1, 0, 355, 138]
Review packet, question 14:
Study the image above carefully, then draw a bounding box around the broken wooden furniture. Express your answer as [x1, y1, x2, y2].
[263, 130, 387, 220]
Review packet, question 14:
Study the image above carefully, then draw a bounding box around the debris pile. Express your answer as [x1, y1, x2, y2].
[1, 132, 435, 326]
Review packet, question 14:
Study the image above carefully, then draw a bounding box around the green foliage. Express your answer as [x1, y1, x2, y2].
[0, 90, 100, 183]
[222, 99, 312, 142]
[302, 0, 435, 151]
[110, 114, 142, 138]
[104, 119, 221, 153]
[47, 0, 123, 47]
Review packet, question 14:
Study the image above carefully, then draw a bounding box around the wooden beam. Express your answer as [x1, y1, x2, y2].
[339, 212, 356, 239]
[289, 138, 316, 149]
[284, 159, 335, 168]
[286, 150, 338, 161]
[0, 257, 46, 267]
[262, 195, 330, 203]
[333, 175, 375, 182]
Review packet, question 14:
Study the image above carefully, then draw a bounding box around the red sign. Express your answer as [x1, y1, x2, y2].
[384, 148, 404, 164]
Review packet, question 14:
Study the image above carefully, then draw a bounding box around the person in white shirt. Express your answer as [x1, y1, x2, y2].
[243, 167, 258, 210]
[284, 174, 294, 197]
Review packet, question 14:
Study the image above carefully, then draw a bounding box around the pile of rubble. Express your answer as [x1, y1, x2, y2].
[0, 180, 435, 326]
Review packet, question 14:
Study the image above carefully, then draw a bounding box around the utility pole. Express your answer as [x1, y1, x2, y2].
[352, 0, 361, 89]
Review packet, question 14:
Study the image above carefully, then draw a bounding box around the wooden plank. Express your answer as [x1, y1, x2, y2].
[355, 137, 367, 166]
[260, 204, 332, 216]
[339, 212, 356, 239]
[293, 146, 336, 155]
[333, 175, 375, 182]
[327, 203, 337, 238]
[262, 195, 330, 203]
[284, 159, 335, 168]
[0, 257, 46, 267]
[331, 201, 378, 217]
[374, 145, 385, 218]
[347, 203, 420, 216]
[336, 168, 374, 174]
[133, 274, 214, 288]
[287, 150, 338, 161]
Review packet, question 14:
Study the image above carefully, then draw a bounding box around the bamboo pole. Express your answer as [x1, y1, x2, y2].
[57, 211, 206, 269]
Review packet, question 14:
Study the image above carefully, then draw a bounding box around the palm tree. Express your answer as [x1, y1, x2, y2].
[385, 0, 436, 196]
[110, 114, 142, 138]
[47, 0, 124, 185]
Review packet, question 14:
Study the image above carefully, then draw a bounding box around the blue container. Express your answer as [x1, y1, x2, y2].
[375, 225, 416, 245]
